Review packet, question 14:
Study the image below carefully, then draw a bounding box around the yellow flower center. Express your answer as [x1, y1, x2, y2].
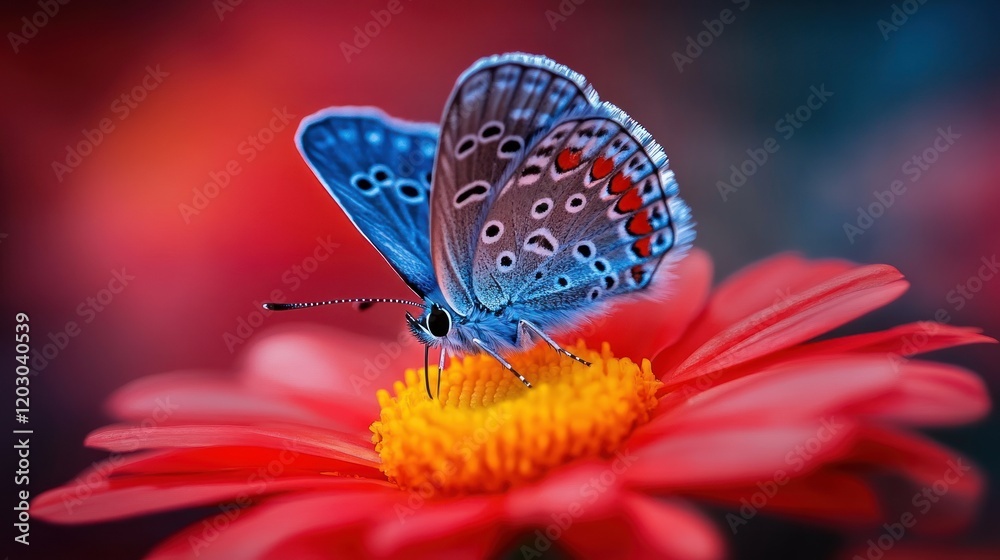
[370, 342, 660, 495]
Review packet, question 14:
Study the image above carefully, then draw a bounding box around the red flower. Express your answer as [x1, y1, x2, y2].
[36, 251, 993, 559]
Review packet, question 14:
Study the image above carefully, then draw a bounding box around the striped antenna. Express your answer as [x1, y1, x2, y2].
[262, 298, 426, 311]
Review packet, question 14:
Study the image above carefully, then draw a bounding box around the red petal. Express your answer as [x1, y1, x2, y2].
[555, 493, 724, 560]
[791, 322, 996, 357]
[145, 488, 399, 560]
[366, 495, 503, 558]
[34, 453, 388, 524]
[642, 356, 899, 438]
[106, 372, 371, 433]
[626, 421, 857, 490]
[242, 324, 424, 409]
[110, 445, 382, 479]
[843, 361, 990, 426]
[85, 423, 379, 467]
[662, 263, 908, 384]
[621, 494, 725, 560]
[505, 460, 622, 524]
[691, 470, 882, 528]
[844, 426, 983, 534]
[655, 254, 856, 373]
[580, 248, 712, 362]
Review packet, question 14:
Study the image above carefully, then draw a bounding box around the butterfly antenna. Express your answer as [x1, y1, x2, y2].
[262, 298, 426, 311]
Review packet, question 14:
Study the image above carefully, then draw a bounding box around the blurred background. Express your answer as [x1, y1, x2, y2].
[2, 0, 998, 558]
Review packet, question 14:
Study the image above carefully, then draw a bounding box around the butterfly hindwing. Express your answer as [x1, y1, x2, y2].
[297, 108, 439, 297]
[471, 104, 695, 314]
[429, 53, 599, 314]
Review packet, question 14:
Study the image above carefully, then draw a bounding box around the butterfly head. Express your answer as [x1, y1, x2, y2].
[406, 303, 452, 345]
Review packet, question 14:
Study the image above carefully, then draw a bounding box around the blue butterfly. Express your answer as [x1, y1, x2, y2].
[266, 53, 694, 398]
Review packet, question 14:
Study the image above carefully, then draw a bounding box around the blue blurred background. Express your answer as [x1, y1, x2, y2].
[2, 0, 998, 558]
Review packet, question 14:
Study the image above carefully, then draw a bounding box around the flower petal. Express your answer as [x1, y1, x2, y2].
[554, 494, 724, 560]
[793, 322, 996, 357]
[34, 447, 388, 525]
[627, 421, 857, 489]
[843, 361, 990, 426]
[655, 254, 855, 371]
[85, 423, 380, 467]
[661, 263, 908, 383]
[621, 494, 725, 560]
[691, 470, 882, 528]
[581, 248, 712, 361]
[242, 324, 424, 407]
[504, 460, 623, 524]
[106, 372, 372, 433]
[145, 488, 399, 560]
[365, 495, 504, 558]
[843, 426, 982, 534]
[648, 356, 900, 434]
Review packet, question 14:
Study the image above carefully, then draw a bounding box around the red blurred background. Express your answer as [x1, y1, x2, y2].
[2, 1, 998, 558]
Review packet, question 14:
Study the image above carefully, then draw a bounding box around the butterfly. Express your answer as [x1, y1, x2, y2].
[266, 53, 695, 398]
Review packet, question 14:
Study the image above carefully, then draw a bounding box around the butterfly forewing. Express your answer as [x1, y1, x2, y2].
[429, 53, 598, 314]
[298, 108, 439, 297]
[471, 104, 695, 313]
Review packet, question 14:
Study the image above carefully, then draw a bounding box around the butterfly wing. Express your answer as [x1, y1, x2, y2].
[297, 107, 439, 297]
[429, 53, 599, 314]
[471, 103, 695, 322]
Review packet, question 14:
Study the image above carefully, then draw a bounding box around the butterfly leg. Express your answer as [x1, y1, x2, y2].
[437, 347, 447, 398]
[518, 320, 592, 367]
[472, 338, 533, 388]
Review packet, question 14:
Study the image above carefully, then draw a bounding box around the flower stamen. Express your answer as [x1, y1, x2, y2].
[371, 342, 660, 495]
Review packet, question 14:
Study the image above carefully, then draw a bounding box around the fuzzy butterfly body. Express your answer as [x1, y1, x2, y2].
[296, 53, 694, 391]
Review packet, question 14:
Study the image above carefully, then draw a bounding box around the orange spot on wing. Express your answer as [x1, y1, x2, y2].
[616, 187, 644, 214]
[556, 148, 582, 171]
[632, 237, 653, 258]
[591, 156, 614, 180]
[608, 171, 632, 194]
[627, 211, 653, 236]
[630, 265, 647, 283]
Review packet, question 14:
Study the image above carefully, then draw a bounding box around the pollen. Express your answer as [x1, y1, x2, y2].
[370, 342, 660, 495]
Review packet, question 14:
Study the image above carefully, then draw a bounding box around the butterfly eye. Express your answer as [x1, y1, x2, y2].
[427, 306, 451, 337]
